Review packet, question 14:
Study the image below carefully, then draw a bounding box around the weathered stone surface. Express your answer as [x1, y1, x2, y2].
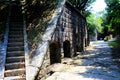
[42, 0, 66, 41]
[36, 54, 51, 79]
[31, 41, 49, 67]
[35, 1, 88, 79]
[52, 1, 88, 57]
[26, 66, 39, 80]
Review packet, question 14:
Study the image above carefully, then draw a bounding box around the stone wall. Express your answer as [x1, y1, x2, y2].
[28, 1, 88, 80]
[52, 1, 88, 57]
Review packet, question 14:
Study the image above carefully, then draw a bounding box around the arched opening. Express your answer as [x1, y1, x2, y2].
[63, 40, 71, 57]
[49, 41, 61, 64]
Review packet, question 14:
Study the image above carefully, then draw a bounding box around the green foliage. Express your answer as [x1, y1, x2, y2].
[25, 0, 58, 22]
[105, 0, 120, 36]
[104, 35, 112, 41]
[108, 41, 119, 48]
[26, 0, 58, 56]
[68, 0, 96, 11]
[87, 14, 103, 35]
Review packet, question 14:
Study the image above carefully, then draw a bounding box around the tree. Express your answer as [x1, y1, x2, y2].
[105, 0, 120, 36]
[68, 0, 96, 11]
[87, 14, 103, 35]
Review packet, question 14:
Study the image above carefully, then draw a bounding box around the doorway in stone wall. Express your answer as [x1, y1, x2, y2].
[49, 41, 61, 64]
[63, 40, 71, 57]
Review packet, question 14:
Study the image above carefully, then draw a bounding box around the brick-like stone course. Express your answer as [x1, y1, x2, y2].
[52, 1, 88, 57]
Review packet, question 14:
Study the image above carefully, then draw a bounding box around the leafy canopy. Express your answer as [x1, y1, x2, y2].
[87, 14, 103, 35]
[68, 0, 96, 11]
[105, 0, 120, 35]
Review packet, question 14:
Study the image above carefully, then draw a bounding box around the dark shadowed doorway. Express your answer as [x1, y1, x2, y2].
[49, 41, 61, 64]
[63, 40, 71, 57]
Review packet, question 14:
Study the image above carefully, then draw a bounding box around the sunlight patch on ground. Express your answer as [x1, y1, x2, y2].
[47, 41, 120, 80]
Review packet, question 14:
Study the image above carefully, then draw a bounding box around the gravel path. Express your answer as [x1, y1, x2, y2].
[46, 41, 120, 80]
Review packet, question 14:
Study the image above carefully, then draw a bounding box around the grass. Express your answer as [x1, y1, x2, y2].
[109, 38, 120, 67]
[108, 41, 119, 48]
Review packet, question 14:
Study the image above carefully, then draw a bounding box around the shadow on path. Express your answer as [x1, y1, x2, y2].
[47, 40, 120, 80]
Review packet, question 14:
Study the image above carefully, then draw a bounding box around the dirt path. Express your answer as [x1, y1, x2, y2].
[46, 41, 120, 80]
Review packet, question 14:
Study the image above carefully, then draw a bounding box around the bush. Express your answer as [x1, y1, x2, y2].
[104, 36, 109, 41]
[108, 41, 119, 48]
[104, 35, 113, 41]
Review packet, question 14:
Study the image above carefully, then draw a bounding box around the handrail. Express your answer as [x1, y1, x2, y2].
[2, 3, 11, 80]
[23, 13, 30, 80]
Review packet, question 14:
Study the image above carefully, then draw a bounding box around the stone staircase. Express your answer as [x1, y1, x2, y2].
[4, 5, 26, 80]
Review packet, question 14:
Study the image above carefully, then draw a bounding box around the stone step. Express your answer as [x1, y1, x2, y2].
[9, 32, 23, 35]
[10, 16, 22, 18]
[10, 19, 23, 21]
[10, 17, 23, 19]
[8, 42, 24, 47]
[10, 26, 23, 29]
[10, 15, 23, 17]
[10, 21, 23, 23]
[4, 68, 25, 77]
[8, 37, 24, 39]
[4, 76, 26, 80]
[9, 35, 23, 38]
[7, 51, 24, 57]
[10, 29, 23, 32]
[10, 24, 23, 27]
[9, 30, 23, 32]
[10, 19, 23, 22]
[8, 38, 24, 42]
[10, 28, 23, 31]
[6, 56, 25, 63]
[7, 46, 24, 51]
[4, 6, 26, 80]
[10, 22, 23, 24]
[10, 26, 23, 28]
[9, 34, 23, 37]
[5, 62, 25, 70]
[10, 18, 23, 20]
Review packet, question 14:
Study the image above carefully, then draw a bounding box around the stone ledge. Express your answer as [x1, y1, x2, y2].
[31, 41, 49, 67]
[26, 66, 39, 80]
